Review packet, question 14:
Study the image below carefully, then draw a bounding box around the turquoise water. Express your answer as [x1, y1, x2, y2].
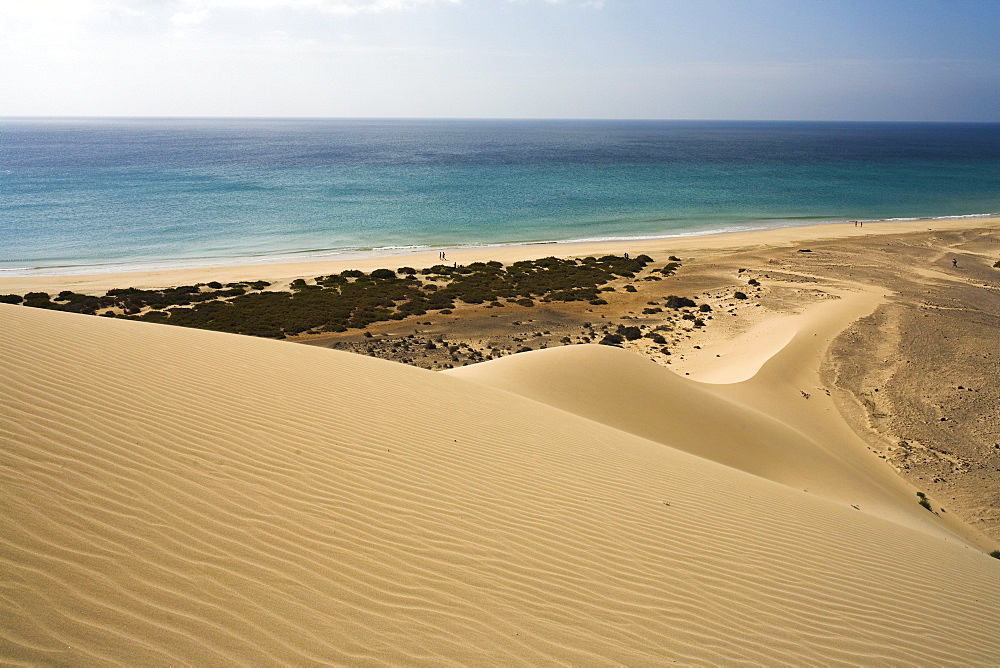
[2, 118, 999, 275]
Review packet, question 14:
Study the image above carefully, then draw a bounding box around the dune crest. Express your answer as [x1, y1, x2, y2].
[3, 304, 1000, 665]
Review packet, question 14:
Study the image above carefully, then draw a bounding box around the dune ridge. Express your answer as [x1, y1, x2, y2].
[3, 303, 1000, 665]
[445, 283, 986, 547]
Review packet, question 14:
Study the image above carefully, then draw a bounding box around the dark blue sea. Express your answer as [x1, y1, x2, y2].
[2, 118, 999, 275]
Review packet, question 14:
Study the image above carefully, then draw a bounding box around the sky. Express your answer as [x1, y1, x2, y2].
[1, 0, 998, 121]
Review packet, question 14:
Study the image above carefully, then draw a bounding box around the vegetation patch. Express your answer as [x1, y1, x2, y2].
[917, 491, 933, 512]
[5, 254, 665, 339]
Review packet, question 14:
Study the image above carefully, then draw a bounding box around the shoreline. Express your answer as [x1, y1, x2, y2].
[2, 214, 998, 295]
[3, 210, 1000, 662]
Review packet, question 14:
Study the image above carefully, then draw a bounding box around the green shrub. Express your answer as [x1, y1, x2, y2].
[659, 262, 680, 276]
[0, 294, 24, 304]
[617, 325, 642, 341]
[23, 292, 56, 309]
[990, 550, 1000, 559]
[917, 493, 932, 511]
[664, 295, 696, 309]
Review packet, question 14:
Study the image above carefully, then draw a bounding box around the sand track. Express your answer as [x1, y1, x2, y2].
[3, 303, 1000, 664]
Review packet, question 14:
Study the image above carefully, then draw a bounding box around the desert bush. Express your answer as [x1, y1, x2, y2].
[140, 310, 169, 322]
[617, 325, 642, 341]
[698, 303, 712, 312]
[0, 294, 24, 304]
[734, 291, 748, 300]
[599, 334, 624, 346]
[370, 268, 396, 280]
[207, 281, 223, 289]
[664, 295, 696, 309]
[23, 292, 56, 309]
[917, 492, 932, 511]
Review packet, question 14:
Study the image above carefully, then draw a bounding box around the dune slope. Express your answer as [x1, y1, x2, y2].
[447, 288, 995, 550]
[2, 304, 1000, 665]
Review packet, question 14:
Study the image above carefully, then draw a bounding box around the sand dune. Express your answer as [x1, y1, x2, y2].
[3, 303, 1000, 665]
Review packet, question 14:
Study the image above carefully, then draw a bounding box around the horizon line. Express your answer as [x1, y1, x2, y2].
[2, 115, 999, 124]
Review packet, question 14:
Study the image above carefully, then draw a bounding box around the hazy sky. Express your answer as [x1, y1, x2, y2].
[2, 0, 999, 120]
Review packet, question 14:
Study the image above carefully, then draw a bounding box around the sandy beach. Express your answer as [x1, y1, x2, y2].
[3, 216, 1000, 664]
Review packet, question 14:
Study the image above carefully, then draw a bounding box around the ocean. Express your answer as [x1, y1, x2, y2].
[2, 118, 999, 276]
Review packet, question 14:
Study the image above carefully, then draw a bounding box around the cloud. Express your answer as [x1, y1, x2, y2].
[177, 0, 461, 15]
[505, 0, 605, 6]
[170, 8, 210, 25]
[0, 0, 145, 24]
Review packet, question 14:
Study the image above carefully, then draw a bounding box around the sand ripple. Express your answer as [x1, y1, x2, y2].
[2, 304, 999, 665]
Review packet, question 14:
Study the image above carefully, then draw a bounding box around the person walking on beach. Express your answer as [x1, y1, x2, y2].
[952, 258, 958, 268]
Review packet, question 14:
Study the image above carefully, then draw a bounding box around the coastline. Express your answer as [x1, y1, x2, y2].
[3, 214, 998, 295]
[3, 212, 1000, 663]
